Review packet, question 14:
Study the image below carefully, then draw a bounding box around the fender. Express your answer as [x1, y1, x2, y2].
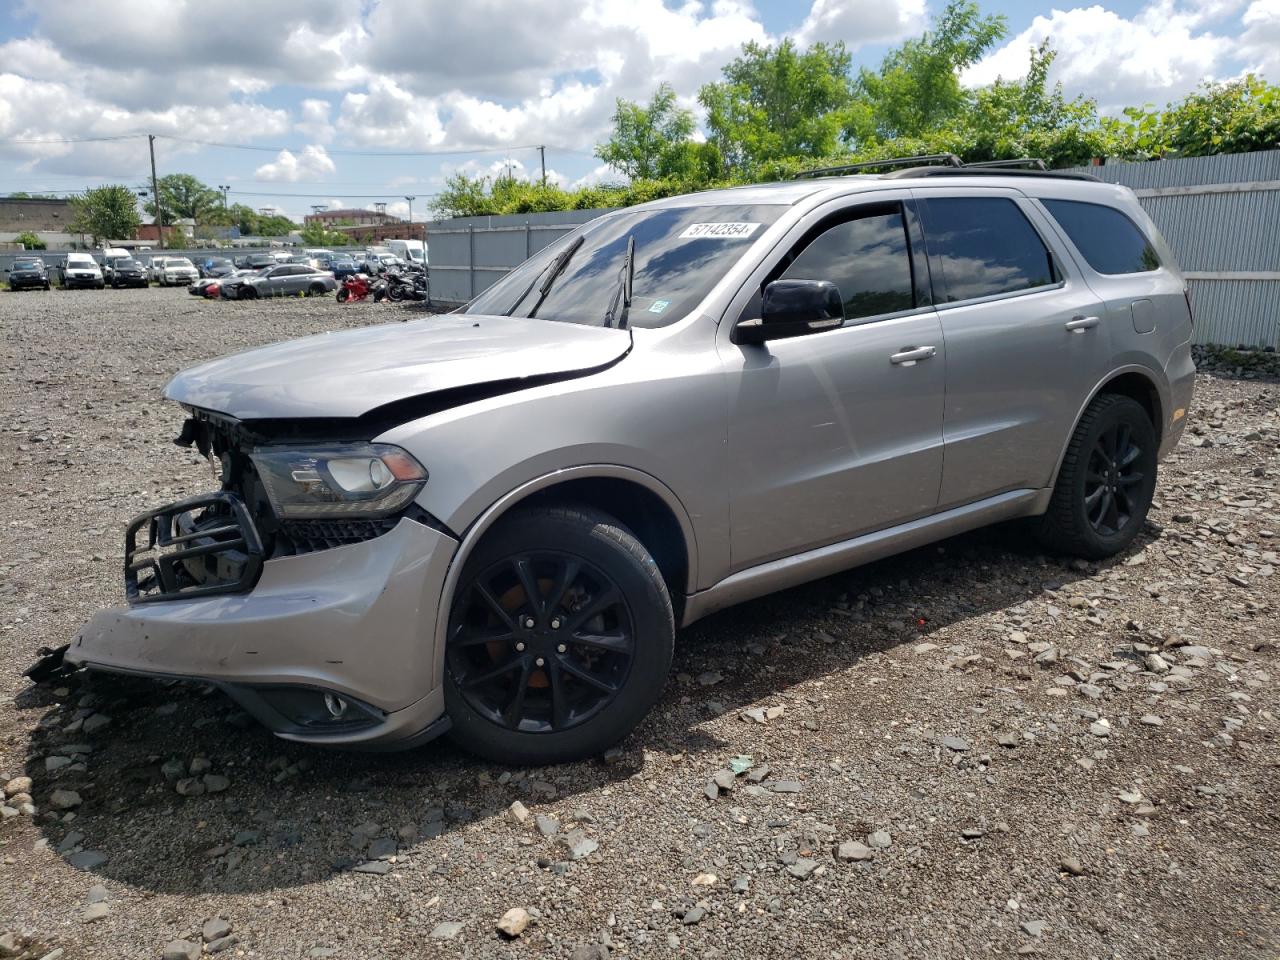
[428, 464, 700, 690]
[1046, 362, 1169, 491]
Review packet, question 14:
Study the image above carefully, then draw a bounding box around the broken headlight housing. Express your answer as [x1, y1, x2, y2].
[250, 443, 427, 519]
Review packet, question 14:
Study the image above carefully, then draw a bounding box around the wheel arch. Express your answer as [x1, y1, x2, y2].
[1047, 365, 1166, 491]
[429, 465, 699, 690]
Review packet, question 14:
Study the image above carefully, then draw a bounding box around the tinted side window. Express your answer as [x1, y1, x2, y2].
[917, 197, 1057, 302]
[780, 206, 915, 321]
[1042, 199, 1159, 274]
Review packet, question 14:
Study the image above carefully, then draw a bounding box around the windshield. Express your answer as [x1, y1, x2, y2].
[117, 259, 139, 269]
[464, 203, 785, 328]
[170, 259, 194, 268]
[14, 260, 41, 269]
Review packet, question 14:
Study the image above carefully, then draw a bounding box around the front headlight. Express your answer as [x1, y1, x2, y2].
[250, 443, 427, 519]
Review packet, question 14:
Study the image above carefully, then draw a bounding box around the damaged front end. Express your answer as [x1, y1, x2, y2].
[53, 407, 459, 749]
[125, 410, 438, 604]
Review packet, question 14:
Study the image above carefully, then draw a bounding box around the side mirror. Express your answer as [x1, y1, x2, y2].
[733, 279, 845, 345]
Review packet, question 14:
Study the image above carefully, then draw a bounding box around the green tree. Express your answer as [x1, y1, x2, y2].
[143, 173, 221, 223]
[68, 185, 141, 244]
[14, 230, 46, 250]
[431, 173, 500, 218]
[1112, 75, 1280, 158]
[956, 39, 1118, 167]
[254, 213, 298, 237]
[699, 39, 857, 175]
[854, 0, 1007, 141]
[596, 83, 713, 181]
[299, 220, 350, 246]
[223, 203, 260, 235]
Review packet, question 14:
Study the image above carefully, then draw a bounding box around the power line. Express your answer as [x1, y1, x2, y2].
[0, 134, 148, 144]
[156, 135, 548, 158]
[226, 189, 440, 199]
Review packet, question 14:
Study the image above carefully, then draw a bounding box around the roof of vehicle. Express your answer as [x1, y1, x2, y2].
[635, 159, 1119, 211]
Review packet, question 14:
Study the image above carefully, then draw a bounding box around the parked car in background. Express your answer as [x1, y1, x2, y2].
[101, 247, 132, 284]
[156, 257, 199, 287]
[62, 253, 104, 289]
[234, 252, 282, 271]
[189, 268, 262, 297]
[224, 263, 338, 299]
[198, 257, 235, 279]
[108, 257, 148, 288]
[7, 256, 50, 291]
[386, 238, 427, 266]
[319, 254, 360, 279]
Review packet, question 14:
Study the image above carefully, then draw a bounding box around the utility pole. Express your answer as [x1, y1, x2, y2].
[218, 184, 230, 210]
[148, 134, 165, 249]
[539, 145, 546, 187]
[404, 195, 415, 241]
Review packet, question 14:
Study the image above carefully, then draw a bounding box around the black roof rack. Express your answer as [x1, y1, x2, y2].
[794, 153, 962, 178]
[963, 158, 1048, 170]
[794, 152, 1099, 183]
[886, 166, 1099, 182]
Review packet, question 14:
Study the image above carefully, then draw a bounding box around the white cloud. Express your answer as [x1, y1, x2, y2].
[794, 0, 926, 50]
[963, 2, 1233, 111]
[1239, 0, 1280, 74]
[254, 145, 337, 182]
[296, 99, 334, 143]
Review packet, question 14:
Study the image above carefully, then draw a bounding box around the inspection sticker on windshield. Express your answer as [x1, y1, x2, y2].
[679, 222, 762, 240]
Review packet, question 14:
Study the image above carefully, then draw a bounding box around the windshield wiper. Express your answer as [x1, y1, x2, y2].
[602, 234, 635, 329]
[504, 235, 583, 318]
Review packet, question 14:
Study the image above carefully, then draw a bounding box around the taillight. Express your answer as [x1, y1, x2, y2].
[1184, 285, 1194, 327]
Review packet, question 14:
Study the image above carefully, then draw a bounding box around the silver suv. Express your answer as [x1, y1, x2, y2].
[60, 162, 1195, 763]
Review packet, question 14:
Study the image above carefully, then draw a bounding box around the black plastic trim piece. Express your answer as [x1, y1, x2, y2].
[125, 492, 265, 604]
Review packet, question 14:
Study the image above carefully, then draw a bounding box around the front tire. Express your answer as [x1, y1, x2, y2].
[336, 287, 350, 303]
[238, 285, 257, 300]
[1035, 394, 1157, 560]
[444, 506, 674, 764]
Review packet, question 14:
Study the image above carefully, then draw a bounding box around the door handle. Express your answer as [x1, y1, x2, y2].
[1065, 315, 1100, 332]
[890, 345, 936, 366]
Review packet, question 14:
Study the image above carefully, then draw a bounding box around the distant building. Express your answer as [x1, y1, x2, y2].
[0, 196, 73, 233]
[330, 222, 426, 243]
[0, 197, 83, 246]
[304, 208, 403, 227]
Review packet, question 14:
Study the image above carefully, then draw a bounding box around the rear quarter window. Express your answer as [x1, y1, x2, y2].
[1042, 199, 1160, 274]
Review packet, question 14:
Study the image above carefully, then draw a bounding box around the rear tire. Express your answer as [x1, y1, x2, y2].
[309, 282, 325, 296]
[1034, 394, 1157, 560]
[444, 505, 674, 764]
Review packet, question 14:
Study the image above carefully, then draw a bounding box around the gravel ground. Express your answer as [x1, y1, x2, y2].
[0, 286, 1277, 960]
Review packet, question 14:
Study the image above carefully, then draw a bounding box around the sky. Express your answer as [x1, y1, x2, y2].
[0, 0, 1276, 222]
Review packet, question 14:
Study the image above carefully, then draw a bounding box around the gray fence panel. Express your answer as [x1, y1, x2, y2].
[1142, 191, 1280, 274]
[1186, 278, 1280, 350]
[1059, 151, 1280, 188]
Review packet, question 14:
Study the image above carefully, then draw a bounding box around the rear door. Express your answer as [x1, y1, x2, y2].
[913, 188, 1112, 509]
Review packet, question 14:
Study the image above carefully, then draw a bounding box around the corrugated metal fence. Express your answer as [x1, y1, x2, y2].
[424, 208, 614, 304]
[427, 152, 1278, 348]
[1059, 151, 1280, 349]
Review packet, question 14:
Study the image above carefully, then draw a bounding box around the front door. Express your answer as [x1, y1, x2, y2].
[721, 197, 946, 571]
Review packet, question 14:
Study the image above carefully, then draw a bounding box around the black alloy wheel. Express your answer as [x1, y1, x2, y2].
[448, 551, 636, 734]
[1035, 393, 1157, 559]
[1083, 421, 1145, 535]
[444, 506, 674, 764]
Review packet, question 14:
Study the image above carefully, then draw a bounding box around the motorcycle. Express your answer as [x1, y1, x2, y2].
[385, 267, 430, 302]
[336, 273, 370, 302]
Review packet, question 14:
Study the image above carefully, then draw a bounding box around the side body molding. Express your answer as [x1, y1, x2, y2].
[429, 464, 700, 689]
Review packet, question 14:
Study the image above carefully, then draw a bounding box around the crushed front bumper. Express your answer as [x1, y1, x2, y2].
[66, 513, 458, 748]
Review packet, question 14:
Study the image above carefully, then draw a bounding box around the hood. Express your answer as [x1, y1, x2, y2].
[164, 313, 631, 420]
